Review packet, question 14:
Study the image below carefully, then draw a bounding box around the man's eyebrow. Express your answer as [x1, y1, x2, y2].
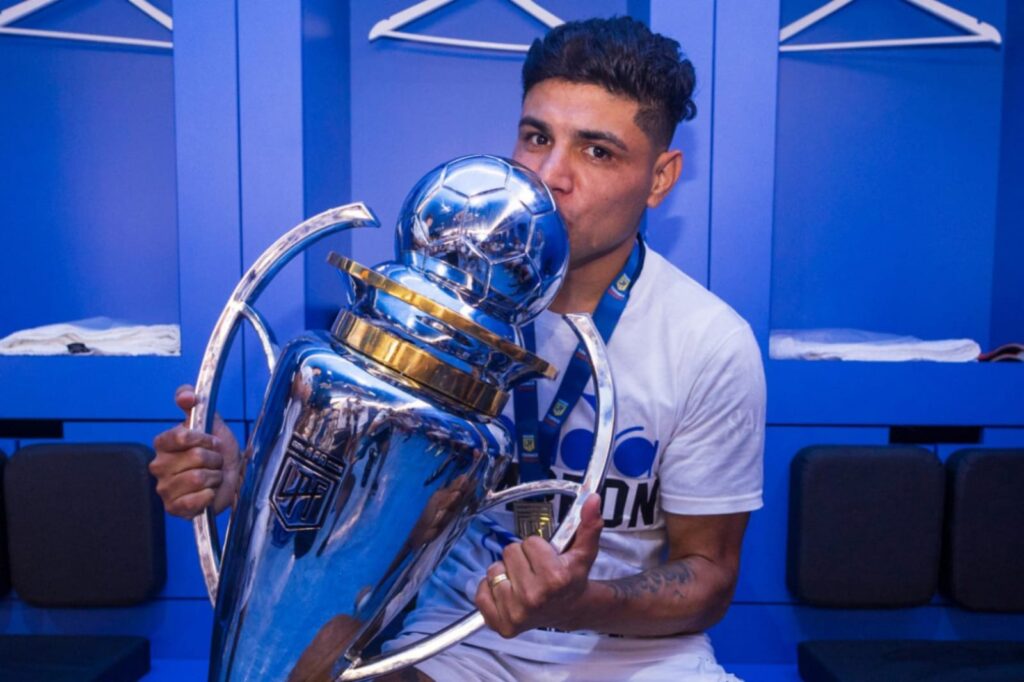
[577, 128, 628, 152]
[518, 116, 551, 135]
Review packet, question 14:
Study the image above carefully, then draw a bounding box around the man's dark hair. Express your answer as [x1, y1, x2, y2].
[522, 16, 697, 149]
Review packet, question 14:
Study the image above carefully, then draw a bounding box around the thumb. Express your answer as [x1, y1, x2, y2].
[564, 493, 603, 567]
[174, 384, 197, 416]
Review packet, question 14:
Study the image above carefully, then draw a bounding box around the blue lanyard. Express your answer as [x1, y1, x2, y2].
[513, 238, 645, 483]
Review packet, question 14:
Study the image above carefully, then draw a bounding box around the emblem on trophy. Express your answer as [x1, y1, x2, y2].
[186, 155, 616, 680]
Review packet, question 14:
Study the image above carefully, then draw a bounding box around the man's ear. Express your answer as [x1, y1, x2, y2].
[647, 149, 683, 209]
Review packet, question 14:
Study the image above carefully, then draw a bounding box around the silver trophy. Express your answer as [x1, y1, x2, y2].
[188, 155, 616, 680]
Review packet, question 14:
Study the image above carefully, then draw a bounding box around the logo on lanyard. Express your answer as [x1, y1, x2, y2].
[609, 273, 632, 300]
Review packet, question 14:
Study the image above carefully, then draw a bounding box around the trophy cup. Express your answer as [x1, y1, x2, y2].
[187, 155, 616, 680]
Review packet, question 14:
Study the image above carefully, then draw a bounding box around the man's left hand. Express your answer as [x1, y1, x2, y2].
[475, 494, 604, 638]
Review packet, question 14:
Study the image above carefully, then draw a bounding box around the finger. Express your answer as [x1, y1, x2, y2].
[165, 487, 216, 519]
[475, 574, 508, 636]
[153, 425, 222, 459]
[520, 534, 562, 577]
[504, 540, 556, 613]
[501, 540, 548, 606]
[174, 384, 197, 414]
[503, 540, 536, 602]
[164, 447, 223, 477]
[484, 561, 517, 629]
[485, 560, 509, 585]
[479, 561, 516, 634]
[150, 444, 221, 481]
[495, 548, 533, 629]
[564, 493, 604, 567]
[156, 467, 224, 503]
[499, 536, 532, 573]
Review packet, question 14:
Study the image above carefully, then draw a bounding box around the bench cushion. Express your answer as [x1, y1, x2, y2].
[0, 635, 150, 682]
[4, 443, 166, 607]
[945, 448, 1024, 611]
[798, 640, 1024, 682]
[787, 445, 944, 607]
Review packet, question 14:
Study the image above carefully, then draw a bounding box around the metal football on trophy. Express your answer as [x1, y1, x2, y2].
[187, 155, 616, 680]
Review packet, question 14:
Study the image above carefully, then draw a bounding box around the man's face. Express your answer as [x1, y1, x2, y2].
[513, 78, 669, 270]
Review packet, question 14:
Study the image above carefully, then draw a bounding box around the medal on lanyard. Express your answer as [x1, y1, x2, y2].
[513, 500, 556, 541]
[512, 238, 645, 540]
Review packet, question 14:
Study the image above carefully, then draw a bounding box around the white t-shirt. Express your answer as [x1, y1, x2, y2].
[392, 246, 766, 671]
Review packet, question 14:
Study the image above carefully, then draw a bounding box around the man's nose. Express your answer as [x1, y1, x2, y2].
[536, 148, 572, 195]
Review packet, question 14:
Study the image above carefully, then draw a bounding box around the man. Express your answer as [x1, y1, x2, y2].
[151, 16, 764, 681]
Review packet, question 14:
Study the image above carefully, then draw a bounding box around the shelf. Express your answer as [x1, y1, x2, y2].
[0, 355, 245, 422]
[767, 360, 1024, 426]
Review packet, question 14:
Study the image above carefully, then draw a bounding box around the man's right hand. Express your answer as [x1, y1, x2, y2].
[150, 384, 241, 518]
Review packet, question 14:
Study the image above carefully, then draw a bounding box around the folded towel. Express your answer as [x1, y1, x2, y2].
[0, 317, 180, 356]
[770, 328, 980, 362]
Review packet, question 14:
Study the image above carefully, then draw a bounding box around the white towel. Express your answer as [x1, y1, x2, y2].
[769, 328, 980, 362]
[0, 317, 181, 356]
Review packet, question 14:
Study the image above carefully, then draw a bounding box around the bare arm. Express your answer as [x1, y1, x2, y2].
[475, 495, 749, 638]
[569, 510, 748, 635]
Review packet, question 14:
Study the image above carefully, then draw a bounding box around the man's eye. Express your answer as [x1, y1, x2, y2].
[585, 145, 612, 160]
[526, 132, 548, 146]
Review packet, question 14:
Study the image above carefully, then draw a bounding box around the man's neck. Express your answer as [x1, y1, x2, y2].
[548, 237, 637, 315]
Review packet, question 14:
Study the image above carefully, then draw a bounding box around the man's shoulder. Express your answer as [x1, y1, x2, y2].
[635, 246, 752, 341]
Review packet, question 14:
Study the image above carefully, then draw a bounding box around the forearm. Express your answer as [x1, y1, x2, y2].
[566, 556, 736, 637]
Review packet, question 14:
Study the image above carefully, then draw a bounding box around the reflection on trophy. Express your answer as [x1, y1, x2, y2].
[187, 155, 616, 680]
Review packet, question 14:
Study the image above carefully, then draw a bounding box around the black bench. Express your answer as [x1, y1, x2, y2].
[1, 443, 165, 681]
[788, 446, 1024, 681]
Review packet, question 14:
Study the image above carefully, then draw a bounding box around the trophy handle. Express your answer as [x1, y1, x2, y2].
[338, 312, 614, 681]
[189, 203, 380, 606]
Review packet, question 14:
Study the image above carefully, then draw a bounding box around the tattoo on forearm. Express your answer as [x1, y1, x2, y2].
[609, 561, 695, 601]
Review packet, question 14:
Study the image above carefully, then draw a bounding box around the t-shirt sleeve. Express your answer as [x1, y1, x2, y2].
[658, 322, 766, 515]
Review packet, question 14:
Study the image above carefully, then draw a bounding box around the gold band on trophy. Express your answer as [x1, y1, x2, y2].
[332, 311, 508, 417]
[328, 253, 557, 380]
